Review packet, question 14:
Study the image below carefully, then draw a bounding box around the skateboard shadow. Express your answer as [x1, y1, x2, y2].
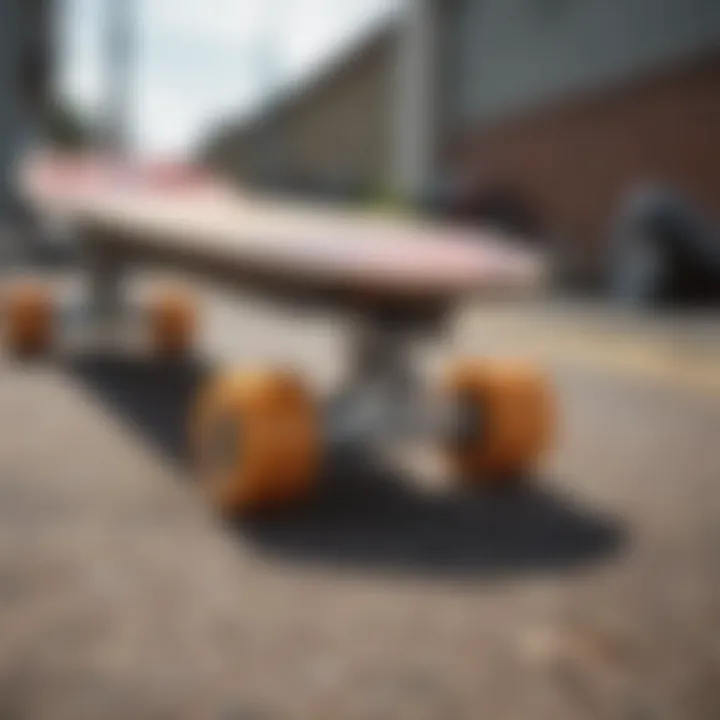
[65, 353, 624, 580]
[237, 466, 624, 579]
[64, 352, 209, 467]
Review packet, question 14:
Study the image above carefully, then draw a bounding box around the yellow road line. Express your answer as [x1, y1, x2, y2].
[464, 313, 720, 396]
[539, 333, 720, 395]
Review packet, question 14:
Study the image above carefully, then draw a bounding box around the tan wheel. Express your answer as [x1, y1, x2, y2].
[444, 360, 554, 483]
[148, 286, 197, 356]
[2, 281, 54, 356]
[192, 369, 320, 515]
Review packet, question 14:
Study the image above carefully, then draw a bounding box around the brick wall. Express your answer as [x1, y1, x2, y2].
[446, 51, 720, 286]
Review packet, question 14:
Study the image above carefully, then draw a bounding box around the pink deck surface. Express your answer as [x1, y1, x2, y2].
[20, 153, 545, 299]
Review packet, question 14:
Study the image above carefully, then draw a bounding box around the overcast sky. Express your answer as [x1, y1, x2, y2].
[58, 0, 398, 157]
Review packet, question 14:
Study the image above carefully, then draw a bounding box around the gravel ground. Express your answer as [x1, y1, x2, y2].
[0, 283, 719, 719]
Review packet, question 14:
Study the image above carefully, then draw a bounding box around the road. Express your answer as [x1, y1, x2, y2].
[0, 280, 719, 719]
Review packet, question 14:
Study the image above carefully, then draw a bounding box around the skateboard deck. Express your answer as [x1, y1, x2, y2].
[9, 153, 556, 515]
[20, 152, 544, 303]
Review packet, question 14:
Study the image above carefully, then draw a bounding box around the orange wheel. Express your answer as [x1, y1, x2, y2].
[2, 281, 54, 356]
[192, 369, 320, 515]
[148, 286, 197, 356]
[444, 360, 555, 483]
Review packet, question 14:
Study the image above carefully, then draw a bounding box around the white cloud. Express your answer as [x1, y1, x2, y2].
[59, 0, 399, 157]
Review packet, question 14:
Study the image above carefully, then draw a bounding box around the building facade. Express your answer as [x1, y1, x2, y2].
[438, 0, 720, 284]
[204, 24, 396, 197]
[204, 0, 720, 286]
[0, 0, 52, 218]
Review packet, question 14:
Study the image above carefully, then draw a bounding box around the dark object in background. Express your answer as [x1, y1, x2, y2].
[609, 186, 720, 305]
[455, 186, 543, 240]
[421, 181, 544, 241]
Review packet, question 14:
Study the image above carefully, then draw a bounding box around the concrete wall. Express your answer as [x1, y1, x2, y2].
[205, 27, 395, 194]
[0, 0, 25, 213]
[0, 0, 49, 216]
[443, 0, 720, 130]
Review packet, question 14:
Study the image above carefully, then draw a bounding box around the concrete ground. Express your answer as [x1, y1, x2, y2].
[1, 276, 720, 719]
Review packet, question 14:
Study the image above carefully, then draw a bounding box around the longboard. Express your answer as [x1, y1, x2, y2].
[6, 151, 555, 516]
[20, 152, 544, 304]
